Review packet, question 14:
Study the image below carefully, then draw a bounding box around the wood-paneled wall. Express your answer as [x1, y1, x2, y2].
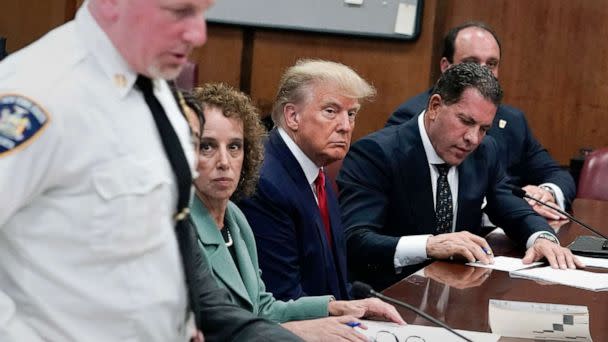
[0, 0, 71, 52]
[3, 0, 607, 164]
[437, 0, 608, 164]
[194, 0, 608, 163]
[196, 0, 445, 143]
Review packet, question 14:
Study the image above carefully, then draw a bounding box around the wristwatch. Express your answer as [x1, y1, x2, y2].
[540, 185, 557, 202]
[536, 232, 559, 244]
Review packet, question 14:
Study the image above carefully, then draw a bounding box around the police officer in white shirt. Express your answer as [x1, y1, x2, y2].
[0, 1, 302, 341]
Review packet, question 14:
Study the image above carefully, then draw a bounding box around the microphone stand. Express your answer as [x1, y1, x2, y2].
[508, 185, 608, 252]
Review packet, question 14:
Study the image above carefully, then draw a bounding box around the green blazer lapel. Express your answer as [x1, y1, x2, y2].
[225, 203, 260, 311]
[191, 198, 253, 309]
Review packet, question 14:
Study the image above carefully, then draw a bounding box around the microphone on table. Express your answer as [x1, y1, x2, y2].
[351, 281, 473, 342]
[507, 184, 608, 254]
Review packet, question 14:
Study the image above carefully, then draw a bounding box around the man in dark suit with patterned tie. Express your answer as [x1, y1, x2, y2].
[386, 22, 575, 221]
[338, 63, 582, 291]
[239, 59, 376, 301]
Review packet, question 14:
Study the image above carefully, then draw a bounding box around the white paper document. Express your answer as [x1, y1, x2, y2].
[466, 256, 543, 272]
[510, 266, 608, 291]
[393, 3, 416, 36]
[354, 319, 500, 342]
[576, 255, 608, 269]
[489, 299, 592, 341]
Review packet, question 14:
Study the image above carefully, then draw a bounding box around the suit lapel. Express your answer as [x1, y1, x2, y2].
[268, 129, 335, 253]
[224, 206, 259, 309]
[398, 122, 437, 234]
[191, 198, 253, 309]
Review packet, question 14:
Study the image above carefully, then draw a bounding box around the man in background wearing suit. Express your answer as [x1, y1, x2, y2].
[338, 63, 582, 291]
[239, 59, 376, 301]
[386, 22, 575, 221]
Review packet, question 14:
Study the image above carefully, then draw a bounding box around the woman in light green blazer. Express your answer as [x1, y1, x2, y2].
[188, 83, 404, 341]
[191, 197, 330, 322]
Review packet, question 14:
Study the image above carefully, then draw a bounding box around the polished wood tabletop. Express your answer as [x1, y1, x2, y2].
[382, 199, 608, 341]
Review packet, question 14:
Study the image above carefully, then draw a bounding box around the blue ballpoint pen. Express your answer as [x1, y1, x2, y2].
[345, 322, 361, 328]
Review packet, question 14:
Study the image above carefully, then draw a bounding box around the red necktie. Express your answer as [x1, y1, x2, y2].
[315, 169, 333, 248]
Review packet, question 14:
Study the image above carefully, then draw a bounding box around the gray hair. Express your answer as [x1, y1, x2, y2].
[271, 59, 376, 126]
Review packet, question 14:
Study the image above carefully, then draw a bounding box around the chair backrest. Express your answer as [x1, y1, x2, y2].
[0, 37, 7, 61]
[175, 60, 199, 91]
[325, 159, 343, 195]
[577, 147, 608, 201]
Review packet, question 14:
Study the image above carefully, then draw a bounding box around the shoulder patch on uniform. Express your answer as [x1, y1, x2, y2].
[0, 94, 50, 156]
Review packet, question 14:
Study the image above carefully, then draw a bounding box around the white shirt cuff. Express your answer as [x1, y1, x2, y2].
[526, 231, 559, 249]
[393, 234, 432, 269]
[539, 182, 565, 210]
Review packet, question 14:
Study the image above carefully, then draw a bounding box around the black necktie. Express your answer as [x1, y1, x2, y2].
[435, 163, 453, 234]
[135, 75, 203, 328]
[135, 76, 192, 214]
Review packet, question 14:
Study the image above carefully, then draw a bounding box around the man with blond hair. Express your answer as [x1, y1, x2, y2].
[240, 59, 375, 301]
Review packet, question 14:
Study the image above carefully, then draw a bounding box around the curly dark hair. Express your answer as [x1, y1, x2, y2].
[192, 83, 266, 200]
[432, 62, 503, 106]
[180, 89, 204, 135]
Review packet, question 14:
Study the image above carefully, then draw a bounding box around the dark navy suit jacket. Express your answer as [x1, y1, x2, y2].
[337, 118, 553, 291]
[386, 88, 576, 209]
[238, 129, 350, 301]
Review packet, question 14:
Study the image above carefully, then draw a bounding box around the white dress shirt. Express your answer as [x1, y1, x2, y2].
[0, 5, 194, 342]
[278, 127, 322, 203]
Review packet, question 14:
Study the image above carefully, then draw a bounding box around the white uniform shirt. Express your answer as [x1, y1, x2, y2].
[0, 5, 195, 342]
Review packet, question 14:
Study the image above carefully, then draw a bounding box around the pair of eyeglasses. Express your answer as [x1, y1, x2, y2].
[374, 330, 425, 342]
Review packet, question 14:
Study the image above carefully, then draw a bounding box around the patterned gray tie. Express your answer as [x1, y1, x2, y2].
[435, 163, 453, 234]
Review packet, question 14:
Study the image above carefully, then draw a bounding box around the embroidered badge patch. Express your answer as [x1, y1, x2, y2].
[0, 94, 49, 155]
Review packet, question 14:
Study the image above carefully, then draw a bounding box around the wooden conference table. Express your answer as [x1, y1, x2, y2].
[382, 199, 608, 341]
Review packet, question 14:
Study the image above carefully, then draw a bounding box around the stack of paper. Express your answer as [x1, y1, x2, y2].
[510, 267, 608, 291]
[576, 255, 608, 269]
[467, 255, 608, 291]
[467, 255, 608, 271]
[466, 256, 543, 272]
